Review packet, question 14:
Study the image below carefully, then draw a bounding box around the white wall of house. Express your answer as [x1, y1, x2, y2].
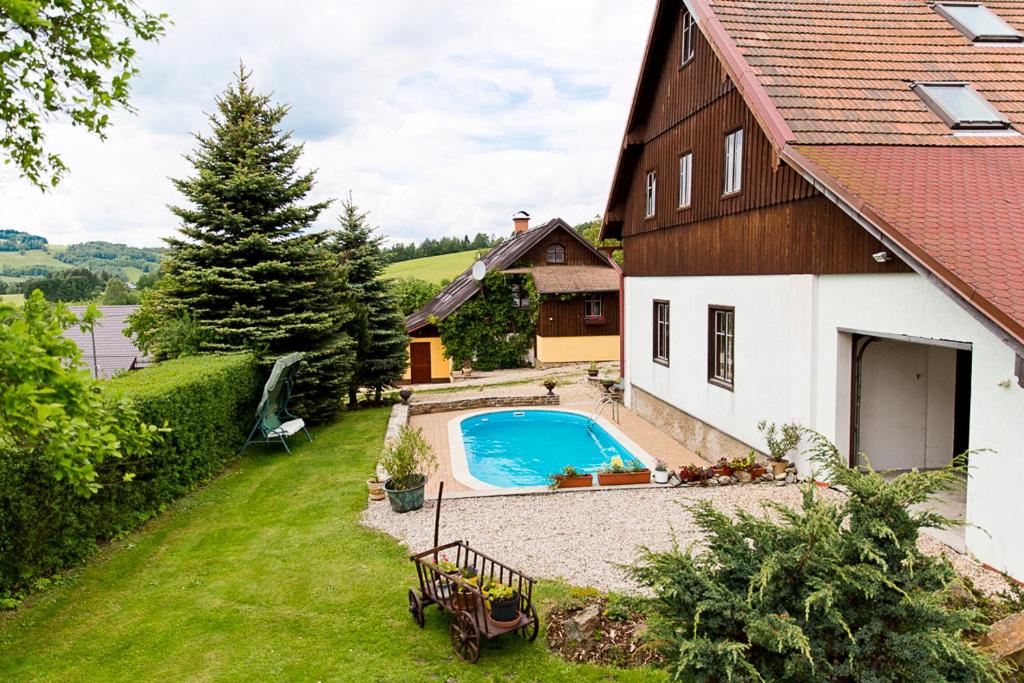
[624, 272, 1024, 580]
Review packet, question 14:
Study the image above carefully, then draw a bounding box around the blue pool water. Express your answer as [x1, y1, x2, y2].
[460, 410, 642, 488]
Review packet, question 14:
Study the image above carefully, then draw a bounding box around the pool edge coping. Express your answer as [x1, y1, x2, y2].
[446, 407, 659, 494]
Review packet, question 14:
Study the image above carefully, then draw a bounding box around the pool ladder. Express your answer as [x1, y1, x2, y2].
[587, 395, 620, 428]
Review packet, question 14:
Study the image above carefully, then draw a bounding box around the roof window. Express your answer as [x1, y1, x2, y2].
[934, 3, 1023, 42]
[912, 82, 1010, 129]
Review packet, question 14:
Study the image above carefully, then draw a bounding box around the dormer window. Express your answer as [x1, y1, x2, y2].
[546, 244, 566, 264]
[912, 82, 1010, 129]
[934, 3, 1023, 42]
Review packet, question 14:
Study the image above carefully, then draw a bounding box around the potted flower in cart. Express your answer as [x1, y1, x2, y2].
[653, 460, 671, 484]
[548, 465, 593, 489]
[379, 426, 438, 513]
[452, 565, 481, 611]
[597, 456, 651, 486]
[758, 420, 801, 476]
[482, 581, 520, 627]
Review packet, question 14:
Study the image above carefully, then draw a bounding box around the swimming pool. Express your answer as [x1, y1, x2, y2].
[449, 409, 655, 489]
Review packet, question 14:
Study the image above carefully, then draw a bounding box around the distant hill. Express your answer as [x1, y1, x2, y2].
[0, 231, 163, 283]
[384, 249, 480, 284]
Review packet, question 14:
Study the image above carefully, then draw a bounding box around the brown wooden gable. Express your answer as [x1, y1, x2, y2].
[511, 223, 611, 268]
[607, 0, 909, 279]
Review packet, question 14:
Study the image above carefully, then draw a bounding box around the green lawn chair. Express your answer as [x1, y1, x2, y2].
[240, 352, 312, 454]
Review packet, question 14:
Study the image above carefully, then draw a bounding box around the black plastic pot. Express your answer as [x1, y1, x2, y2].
[384, 476, 426, 513]
[489, 591, 520, 622]
[399, 388, 413, 403]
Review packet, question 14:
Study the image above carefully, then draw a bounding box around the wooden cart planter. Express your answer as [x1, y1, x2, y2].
[408, 540, 539, 663]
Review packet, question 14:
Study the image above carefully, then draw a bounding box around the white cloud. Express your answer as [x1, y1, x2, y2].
[0, 0, 654, 247]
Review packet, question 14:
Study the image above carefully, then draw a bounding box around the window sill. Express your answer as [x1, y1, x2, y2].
[708, 377, 734, 392]
[676, 204, 692, 212]
[721, 189, 742, 200]
[678, 56, 695, 71]
[584, 317, 606, 325]
[644, 213, 656, 220]
[654, 357, 670, 368]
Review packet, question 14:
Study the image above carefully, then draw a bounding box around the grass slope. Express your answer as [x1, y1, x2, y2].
[385, 250, 478, 284]
[0, 248, 69, 271]
[0, 293, 24, 305]
[0, 409, 664, 682]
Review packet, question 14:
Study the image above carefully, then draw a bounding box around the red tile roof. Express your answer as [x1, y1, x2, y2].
[787, 145, 1024, 343]
[708, 0, 1024, 146]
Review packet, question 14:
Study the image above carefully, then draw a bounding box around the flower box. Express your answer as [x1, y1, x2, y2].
[553, 474, 593, 489]
[597, 469, 651, 486]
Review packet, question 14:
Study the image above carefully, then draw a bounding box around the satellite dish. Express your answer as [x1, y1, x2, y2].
[471, 261, 487, 281]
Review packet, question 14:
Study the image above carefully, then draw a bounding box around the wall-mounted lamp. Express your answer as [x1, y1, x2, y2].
[872, 251, 892, 263]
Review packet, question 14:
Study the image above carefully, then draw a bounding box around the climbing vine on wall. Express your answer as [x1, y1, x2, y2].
[437, 272, 537, 371]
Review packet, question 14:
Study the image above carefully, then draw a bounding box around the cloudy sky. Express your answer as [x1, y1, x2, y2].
[0, 1, 654, 247]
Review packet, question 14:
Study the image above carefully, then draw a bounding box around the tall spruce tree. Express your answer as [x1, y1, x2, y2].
[329, 196, 409, 406]
[155, 65, 353, 423]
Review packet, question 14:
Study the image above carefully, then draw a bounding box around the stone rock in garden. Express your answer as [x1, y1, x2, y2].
[774, 473, 787, 481]
[564, 604, 603, 644]
[761, 474, 774, 482]
[776, 480, 787, 487]
[786, 473, 797, 485]
[982, 611, 1024, 666]
[707, 478, 719, 486]
[718, 476, 732, 486]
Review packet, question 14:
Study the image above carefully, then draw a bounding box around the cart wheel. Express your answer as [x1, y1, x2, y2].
[516, 602, 539, 642]
[449, 610, 481, 663]
[408, 588, 425, 628]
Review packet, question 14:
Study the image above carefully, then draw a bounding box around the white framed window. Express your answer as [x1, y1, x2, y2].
[584, 296, 603, 322]
[681, 10, 696, 65]
[708, 306, 734, 388]
[678, 152, 693, 208]
[645, 170, 657, 218]
[912, 82, 1010, 129]
[934, 3, 1022, 42]
[654, 300, 670, 365]
[723, 128, 744, 195]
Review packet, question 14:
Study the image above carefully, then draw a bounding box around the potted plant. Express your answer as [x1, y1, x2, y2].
[678, 464, 707, 483]
[453, 565, 480, 612]
[399, 388, 413, 403]
[729, 451, 758, 483]
[543, 379, 557, 396]
[379, 426, 438, 513]
[549, 465, 592, 489]
[600, 378, 615, 392]
[367, 467, 386, 501]
[653, 460, 671, 484]
[711, 457, 733, 478]
[597, 456, 651, 486]
[462, 360, 472, 377]
[758, 420, 801, 476]
[587, 361, 599, 378]
[483, 581, 520, 626]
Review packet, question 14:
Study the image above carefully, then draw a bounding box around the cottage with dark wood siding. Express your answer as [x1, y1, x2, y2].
[604, 0, 1024, 584]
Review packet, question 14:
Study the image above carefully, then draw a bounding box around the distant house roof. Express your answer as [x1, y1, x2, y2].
[64, 305, 150, 378]
[604, 0, 1024, 355]
[406, 218, 615, 332]
[524, 266, 620, 295]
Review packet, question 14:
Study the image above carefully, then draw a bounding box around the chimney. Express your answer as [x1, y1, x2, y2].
[513, 210, 530, 235]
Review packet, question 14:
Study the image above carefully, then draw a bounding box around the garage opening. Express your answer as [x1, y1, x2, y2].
[850, 333, 971, 550]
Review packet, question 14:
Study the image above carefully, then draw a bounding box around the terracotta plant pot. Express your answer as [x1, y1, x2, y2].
[771, 460, 789, 476]
[553, 474, 593, 489]
[712, 466, 733, 478]
[750, 465, 767, 479]
[367, 479, 386, 501]
[597, 469, 651, 486]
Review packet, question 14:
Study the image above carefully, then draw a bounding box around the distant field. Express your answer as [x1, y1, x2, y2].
[0, 248, 69, 271]
[1, 293, 25, 305]
[384, 249, 478, 284]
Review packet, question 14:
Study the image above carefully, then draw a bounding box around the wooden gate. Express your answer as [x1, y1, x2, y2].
[410, 342, 432, 384]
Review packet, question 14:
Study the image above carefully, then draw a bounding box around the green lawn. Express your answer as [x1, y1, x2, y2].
[0, 248, 69, 271]
[0, 409, 663, 682]
[0, 293, 24, 305]
[385, 250, 478, 284]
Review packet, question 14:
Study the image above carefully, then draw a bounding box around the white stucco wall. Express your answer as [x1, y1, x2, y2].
[624, 272, 1024, 580]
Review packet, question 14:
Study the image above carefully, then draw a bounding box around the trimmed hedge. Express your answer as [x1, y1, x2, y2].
[0, 353, 258, 599]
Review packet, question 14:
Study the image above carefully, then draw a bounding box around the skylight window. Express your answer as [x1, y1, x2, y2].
[934, 3, 1023, 42]
[912, 82, 1010, 129]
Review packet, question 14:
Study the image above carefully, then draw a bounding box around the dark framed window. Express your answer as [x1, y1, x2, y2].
[653, 300, 670, 365]
[546, 244, 566, 263]
[681, 9, 696, 65]
[511, 283, 530, 308]
[708, 306, 734, 389]
[584, 296, 604, 322]
[723, 128, 744, 195]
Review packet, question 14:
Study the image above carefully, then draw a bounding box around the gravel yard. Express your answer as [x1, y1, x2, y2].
[362, 483, 1011, 595]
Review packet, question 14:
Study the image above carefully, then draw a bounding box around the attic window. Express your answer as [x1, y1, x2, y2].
[546, 244, 566, 263]
[934, 3, 1023, 42]
[681, 9, 696, 65]
[912, 82, 1010, 129]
